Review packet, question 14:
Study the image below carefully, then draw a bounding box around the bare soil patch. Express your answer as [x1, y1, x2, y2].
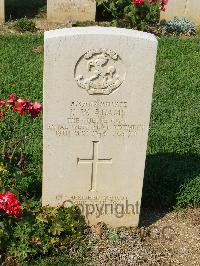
[80, 209, 200, 266]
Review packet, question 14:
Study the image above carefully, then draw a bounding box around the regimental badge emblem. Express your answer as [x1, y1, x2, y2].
[74, 49, 126, 95]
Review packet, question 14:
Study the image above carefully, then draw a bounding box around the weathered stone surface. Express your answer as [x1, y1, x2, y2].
[0, 0, 5, 24]
[187, 0, 200, 25]
[160, 0, 200, 25]
[43, 27, 157, 227]
[47, 0, 96, 23]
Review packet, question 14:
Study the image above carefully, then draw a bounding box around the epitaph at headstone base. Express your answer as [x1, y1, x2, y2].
[43, 27, 157, 227]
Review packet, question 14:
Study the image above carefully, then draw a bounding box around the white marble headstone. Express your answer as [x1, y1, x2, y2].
[43, 27, 157, 227]
[47, 0, 96, 23]
[161, 0, 200, 25]
[0, 0, 5, 24]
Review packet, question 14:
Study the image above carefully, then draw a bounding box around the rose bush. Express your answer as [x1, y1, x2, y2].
[97, 0, 168, 30]
[0, 93, 86, 264]
[0, 93, 42, 119]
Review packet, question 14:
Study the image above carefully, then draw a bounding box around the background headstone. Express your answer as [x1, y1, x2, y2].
[187, 0, 200, 25]
[0, 0, 5, 24]
[43, 27, 157, 227]
[47, 0, 96, 23]
[161, 0, 200, 25]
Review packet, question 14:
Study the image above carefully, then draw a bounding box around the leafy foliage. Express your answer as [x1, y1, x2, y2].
[96, 0, 160, 30]
[13, 18, 37, 33]
[0, 202, 86, 264]
[0, 35, 87, 264]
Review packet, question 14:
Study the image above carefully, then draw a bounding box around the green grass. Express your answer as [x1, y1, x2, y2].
[0, 34, 199, 263]
[143, 37, 200, 208]
[0, 35, 43, 99]
[0, 35, 43, 198]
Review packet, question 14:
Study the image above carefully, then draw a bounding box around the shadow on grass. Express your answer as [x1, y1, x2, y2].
[140, 152, 200, 226]
[5, 0, 46, 20]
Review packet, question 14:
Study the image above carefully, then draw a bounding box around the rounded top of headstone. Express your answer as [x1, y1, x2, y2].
[44, 26, 157, 43]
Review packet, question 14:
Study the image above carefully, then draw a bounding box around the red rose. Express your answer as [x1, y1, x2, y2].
[7, 94, 18, 105]
[161, 0, 168, 11]
[0, 191, 22, 219]
[29, 101, 43, 118]
[3, 94, 42, 118]
[0, 99, 5, 107]
[13, 98, 31, 116]
[132, 0, 144, 5]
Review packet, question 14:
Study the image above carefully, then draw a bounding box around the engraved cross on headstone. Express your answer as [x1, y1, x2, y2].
[77, 141, 112, 192]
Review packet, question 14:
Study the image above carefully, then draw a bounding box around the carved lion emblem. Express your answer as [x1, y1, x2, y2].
[74, 49, 126, 95]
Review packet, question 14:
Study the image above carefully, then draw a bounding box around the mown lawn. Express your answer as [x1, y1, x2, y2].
[0, 34, 200, 264]
[0, 35, 43, 199]
[143, 37, 200, 208]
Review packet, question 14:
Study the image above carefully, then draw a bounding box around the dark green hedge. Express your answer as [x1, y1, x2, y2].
[5, 0, 46, 19]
